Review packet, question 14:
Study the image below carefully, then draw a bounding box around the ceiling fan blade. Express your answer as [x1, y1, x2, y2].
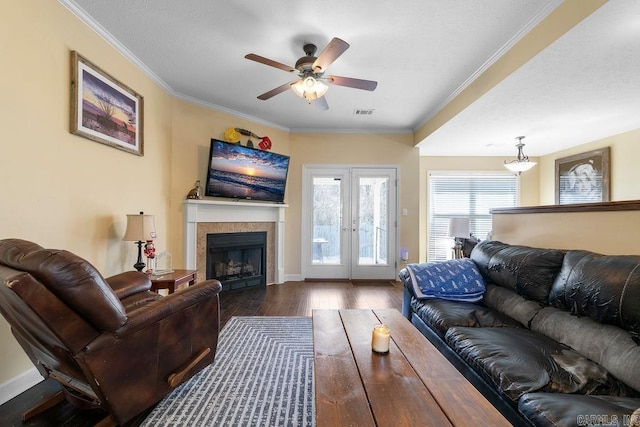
[314, 95, 329, 111]
[245, 54, 296, 73]
[312, 38, 350, 73]
[327, 75, 377, 91]
[257, 81, 296, 100]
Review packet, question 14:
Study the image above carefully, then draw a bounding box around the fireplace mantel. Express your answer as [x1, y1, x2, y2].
[183, 199, 287, 284]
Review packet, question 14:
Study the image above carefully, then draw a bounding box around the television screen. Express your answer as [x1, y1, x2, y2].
[205, 138, 290, 203]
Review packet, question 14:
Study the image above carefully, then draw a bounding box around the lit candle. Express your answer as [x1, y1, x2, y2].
[371, 324, 390, 354]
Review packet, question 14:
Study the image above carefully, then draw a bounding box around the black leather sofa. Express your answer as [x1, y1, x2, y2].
[401, 240, 640, 427]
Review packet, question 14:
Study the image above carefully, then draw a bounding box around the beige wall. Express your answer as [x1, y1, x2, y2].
[1, 2, 419, 391]
[493, 209, 640, 255]
[287, 133, 420, 274]
[538, 128, 640, 204]
[0, 1, 174, 389]
[168, 99, 291, 268]
[429, 129, 640, 256]
[2, 0, 639, 404]
[493, 128, 640, 252]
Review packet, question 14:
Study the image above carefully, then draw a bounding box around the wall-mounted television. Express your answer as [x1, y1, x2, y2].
[205, 138, 290, 203]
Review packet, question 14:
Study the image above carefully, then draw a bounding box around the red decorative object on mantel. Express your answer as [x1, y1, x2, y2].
[258, 136, 272, 150]
[223, 127, 272, 151]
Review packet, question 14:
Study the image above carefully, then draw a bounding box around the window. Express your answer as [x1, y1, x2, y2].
[428, 172, 518, 261]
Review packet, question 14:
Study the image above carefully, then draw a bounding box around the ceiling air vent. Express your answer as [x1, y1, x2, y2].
[354, 109, 375, 115]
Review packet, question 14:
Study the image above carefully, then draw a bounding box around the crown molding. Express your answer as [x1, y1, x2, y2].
[59, 0, 290, 133]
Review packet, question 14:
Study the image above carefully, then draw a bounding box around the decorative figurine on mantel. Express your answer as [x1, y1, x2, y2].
[186, 180, 202, 199]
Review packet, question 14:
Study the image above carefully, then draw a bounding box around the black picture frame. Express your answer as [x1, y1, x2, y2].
[555, 147, 610, 205]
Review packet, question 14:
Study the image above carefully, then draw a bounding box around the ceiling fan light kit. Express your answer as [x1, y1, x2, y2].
[504, 136, 537, 174]
[291, 76, 328, 103]
[245, 37, 377, 110]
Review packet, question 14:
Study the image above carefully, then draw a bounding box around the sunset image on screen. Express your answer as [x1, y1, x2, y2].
[206, 139, 290, 202]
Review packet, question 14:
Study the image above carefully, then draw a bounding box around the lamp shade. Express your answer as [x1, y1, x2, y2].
[504, 160, 537, 173]
[504, 136, 536, 174]
[447, 218, 470, 239]
[123, 212, 156, 242]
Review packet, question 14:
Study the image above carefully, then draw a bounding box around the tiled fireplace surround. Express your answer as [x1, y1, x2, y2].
[183, 199, 286, 285]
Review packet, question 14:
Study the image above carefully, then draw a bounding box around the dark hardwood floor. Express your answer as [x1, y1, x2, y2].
[0, 280, 403, 426]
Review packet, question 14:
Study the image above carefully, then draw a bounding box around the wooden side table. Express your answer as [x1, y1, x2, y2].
[149, 269, 197, 295]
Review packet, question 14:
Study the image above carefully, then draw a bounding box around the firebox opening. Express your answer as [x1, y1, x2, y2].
[206, 231, 267, 292]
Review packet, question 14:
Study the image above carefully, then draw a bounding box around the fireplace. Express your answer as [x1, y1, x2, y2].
[184, 199, 287, 285]
[206, 232, 267, 292]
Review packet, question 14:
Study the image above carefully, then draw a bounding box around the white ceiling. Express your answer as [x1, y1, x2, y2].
[61, 0, 640, 157]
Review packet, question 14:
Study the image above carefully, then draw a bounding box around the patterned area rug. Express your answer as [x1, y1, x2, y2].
[142, 317, 315, 426]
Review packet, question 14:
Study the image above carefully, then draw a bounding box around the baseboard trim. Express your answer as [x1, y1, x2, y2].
[0, 367, 43, 405]
[284, 274, 303, 282]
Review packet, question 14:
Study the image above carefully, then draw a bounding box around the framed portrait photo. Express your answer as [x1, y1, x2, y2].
[70, 51, 144, 156]
[555, 147, 610, 205]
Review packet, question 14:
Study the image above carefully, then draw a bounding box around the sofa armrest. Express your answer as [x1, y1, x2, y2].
[87, 279, 222, 347]
[399, 268, 414, 294]
[106, 271, 152, 300]
[402, 286, 413, 319]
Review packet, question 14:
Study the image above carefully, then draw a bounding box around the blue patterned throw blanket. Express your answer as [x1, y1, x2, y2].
[406, 258, 486, 302]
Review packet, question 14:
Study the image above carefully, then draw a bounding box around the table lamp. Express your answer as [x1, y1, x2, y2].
[448, 218, 470, 259]
[123, 211, 156, 271]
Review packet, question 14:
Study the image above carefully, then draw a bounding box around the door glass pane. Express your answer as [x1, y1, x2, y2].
[312, 177, 342, 265]
[358, 176, 388, 265]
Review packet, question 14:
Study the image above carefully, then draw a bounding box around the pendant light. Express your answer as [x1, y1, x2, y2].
[504, 136, 536, 174]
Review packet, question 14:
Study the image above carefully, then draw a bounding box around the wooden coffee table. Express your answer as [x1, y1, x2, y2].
[312, 308, 510, 426]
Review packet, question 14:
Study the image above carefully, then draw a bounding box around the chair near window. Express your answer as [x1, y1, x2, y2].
[462, 234, 480, 258]
[0, 238, 222, 426]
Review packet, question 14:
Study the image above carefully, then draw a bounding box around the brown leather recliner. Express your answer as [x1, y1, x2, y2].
[0, 238, 222, 425]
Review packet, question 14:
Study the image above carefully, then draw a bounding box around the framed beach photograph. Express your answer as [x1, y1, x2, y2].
[70, 51, 143, 156]
[555, 147, 610, 205]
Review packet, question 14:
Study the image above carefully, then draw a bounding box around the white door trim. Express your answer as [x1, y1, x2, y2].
[301, 164, 400, 280]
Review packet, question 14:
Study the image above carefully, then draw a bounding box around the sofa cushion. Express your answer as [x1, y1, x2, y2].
[445, 327, 634, 404]
[470, 240, 565, 304]
[404, 259, 485, 302]
[531, 306, 640, 393]
[549, 250, 640, 343]
[519, 393, 640, 427]
[409, 298, 522, 338]
[482, 284, 545, 328]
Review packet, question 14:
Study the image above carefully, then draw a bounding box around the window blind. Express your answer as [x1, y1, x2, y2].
[427, 172, 518, 262]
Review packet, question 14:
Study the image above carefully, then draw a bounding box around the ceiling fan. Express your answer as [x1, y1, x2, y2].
[245, 37, 377, 110]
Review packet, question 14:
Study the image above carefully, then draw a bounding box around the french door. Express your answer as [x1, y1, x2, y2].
[302, 166, 398, 280]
